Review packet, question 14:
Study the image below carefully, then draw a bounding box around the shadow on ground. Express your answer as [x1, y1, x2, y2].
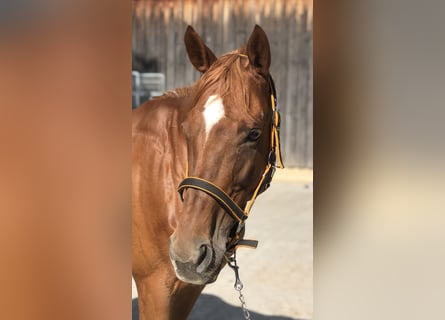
[133, 295, 304, 320]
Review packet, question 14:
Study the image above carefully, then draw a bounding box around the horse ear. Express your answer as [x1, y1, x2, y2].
[246, 25, 271, 76]
[184, 26, 217, 73]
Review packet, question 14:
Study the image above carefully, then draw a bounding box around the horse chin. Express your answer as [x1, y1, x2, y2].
[174, 268, 220, 285]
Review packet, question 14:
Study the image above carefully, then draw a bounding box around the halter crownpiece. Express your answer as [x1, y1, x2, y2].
[177, 75, 284, 253]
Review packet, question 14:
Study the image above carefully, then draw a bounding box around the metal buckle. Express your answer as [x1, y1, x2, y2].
[236, 221, 245, 234]
[268, 149, 276, 165]
[263, 166, 275, 192]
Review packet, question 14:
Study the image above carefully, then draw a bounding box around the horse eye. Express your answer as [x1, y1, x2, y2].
[247, 128, 262, 142]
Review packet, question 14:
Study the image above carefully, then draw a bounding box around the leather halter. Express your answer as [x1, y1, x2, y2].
[177, 75, 284, 253]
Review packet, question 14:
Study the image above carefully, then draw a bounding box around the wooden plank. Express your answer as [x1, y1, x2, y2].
[295, 8, 307, 167]
[284, 3, 298, 166]
[166, 5, 175, 90]
[305, 8, 313, 168]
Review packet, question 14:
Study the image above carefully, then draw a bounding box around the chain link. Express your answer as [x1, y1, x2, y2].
[235, 282, 251, 320]
[225, 252, 253, 320]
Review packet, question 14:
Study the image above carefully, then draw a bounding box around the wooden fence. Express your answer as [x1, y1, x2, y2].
[132, 0, 312, 168]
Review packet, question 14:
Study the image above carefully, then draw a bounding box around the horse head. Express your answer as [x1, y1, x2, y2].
[169, 25, 280, 285]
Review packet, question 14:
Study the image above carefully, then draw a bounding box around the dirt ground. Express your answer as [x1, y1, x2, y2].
[132, 168, 313, 320]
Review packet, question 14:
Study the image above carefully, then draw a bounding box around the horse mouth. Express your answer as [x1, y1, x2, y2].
[173, 262, 220, 285]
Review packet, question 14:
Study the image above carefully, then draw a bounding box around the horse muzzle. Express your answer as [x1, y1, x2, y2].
[169, 238, 223, 285]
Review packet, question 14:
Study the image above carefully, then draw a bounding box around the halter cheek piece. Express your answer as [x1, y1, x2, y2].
[177, 75, 284, 253]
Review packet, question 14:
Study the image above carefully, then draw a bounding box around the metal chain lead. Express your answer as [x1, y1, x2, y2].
[225, 252, 252, 320]
[236, 283, 251, 320]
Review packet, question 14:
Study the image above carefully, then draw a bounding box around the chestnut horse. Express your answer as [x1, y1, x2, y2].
[132, 25, 283, 320]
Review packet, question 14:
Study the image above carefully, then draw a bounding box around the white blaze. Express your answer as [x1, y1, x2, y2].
[203, 95, 225, 138]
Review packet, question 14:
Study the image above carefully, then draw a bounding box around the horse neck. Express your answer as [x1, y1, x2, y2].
[133, 93, 192, 202]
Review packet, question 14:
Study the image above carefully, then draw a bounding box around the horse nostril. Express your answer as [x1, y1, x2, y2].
[196, 244, 213, 273]
[197, 245, 207, 265]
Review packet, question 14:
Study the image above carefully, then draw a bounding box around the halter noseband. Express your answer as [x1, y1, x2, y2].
[177, 75, 284, 253]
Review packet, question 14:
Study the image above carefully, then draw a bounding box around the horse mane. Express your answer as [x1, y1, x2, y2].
[159, 47, 263, 113]
[162, 87, 194, 98]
